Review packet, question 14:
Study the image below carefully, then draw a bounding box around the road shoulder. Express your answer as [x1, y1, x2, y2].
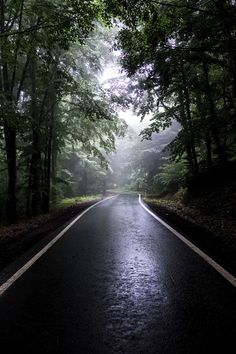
[142, 196, 236, 280]
[0, 199, 103, 274]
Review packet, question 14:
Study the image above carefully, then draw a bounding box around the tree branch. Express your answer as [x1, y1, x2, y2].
[154, 1, 212, 14]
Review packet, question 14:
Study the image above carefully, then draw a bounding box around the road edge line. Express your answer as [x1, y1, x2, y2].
[139, 194, 236, 288]
[0, 195, 117, 296]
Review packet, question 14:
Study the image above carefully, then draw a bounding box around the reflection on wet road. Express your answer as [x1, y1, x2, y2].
[102, 200, 169, 351]
[0, 194, 235, 353]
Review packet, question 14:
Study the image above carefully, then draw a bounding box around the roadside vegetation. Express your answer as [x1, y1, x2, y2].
[0, 194, 103, 270]
[54, 195, 102, 209]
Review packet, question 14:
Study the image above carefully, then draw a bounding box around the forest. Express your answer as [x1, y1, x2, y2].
[1, 0, 236, 227]
[1, 2, 236, 352]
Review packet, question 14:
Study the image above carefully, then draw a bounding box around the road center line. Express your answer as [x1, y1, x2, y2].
[0, 196, 117, 296]
[139, 194, 236, 287]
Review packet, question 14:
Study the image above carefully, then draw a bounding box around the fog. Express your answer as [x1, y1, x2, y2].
[99, 56, 151, 133]
[98, 52, 180, 193]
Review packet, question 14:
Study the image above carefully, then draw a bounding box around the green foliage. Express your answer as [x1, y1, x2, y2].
[57, 147, 110, 199]
[104, 0, 236, 194]
[153, 160, 187, 195]
[0, 2, 126, 223]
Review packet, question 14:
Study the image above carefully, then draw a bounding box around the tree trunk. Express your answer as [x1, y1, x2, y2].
[42, 126, 52, 214]
[41, 87, 57, 213]
[82, 170, 88, 195]
[195, 91, 213, 170]
[180, 60, 199, 175]
[205, 134, 213, 170]
[26, 161, 32, 217]
[4, 126, 17, 223]
[30, 54, 42, 216]
[202, 60, 228, 165]
[1, 1, 17, 223]
[30, 130, 42, 216]
[51, 138, 58, 205]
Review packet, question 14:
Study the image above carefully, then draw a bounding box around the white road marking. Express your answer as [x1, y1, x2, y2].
[0, 196, 117, 296]
[139, 194, 236, 287]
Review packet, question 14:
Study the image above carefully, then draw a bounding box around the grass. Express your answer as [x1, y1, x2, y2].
[143, 188, 188, 206]
[143, 197, 178, 206]
[54, 195, 102, 209]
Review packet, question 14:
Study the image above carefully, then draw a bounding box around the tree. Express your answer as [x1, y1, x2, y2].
[103, 0, 236, 183]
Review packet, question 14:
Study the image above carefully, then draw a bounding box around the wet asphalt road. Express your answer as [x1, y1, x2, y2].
[0, 194, 235, 353]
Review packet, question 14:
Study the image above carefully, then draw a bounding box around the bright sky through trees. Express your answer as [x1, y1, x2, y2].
[99, 57, 151, 133]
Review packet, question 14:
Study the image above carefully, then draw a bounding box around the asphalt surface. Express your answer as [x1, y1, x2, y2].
[0, 194, 235, 354]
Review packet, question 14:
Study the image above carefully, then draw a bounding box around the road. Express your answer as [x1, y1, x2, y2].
[0, 194, 235, 353]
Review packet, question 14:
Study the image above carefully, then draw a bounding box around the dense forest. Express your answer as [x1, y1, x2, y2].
[0, 1, 126, 224]
[108, 0, 236, 191]
[1, 0, 236, 225]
